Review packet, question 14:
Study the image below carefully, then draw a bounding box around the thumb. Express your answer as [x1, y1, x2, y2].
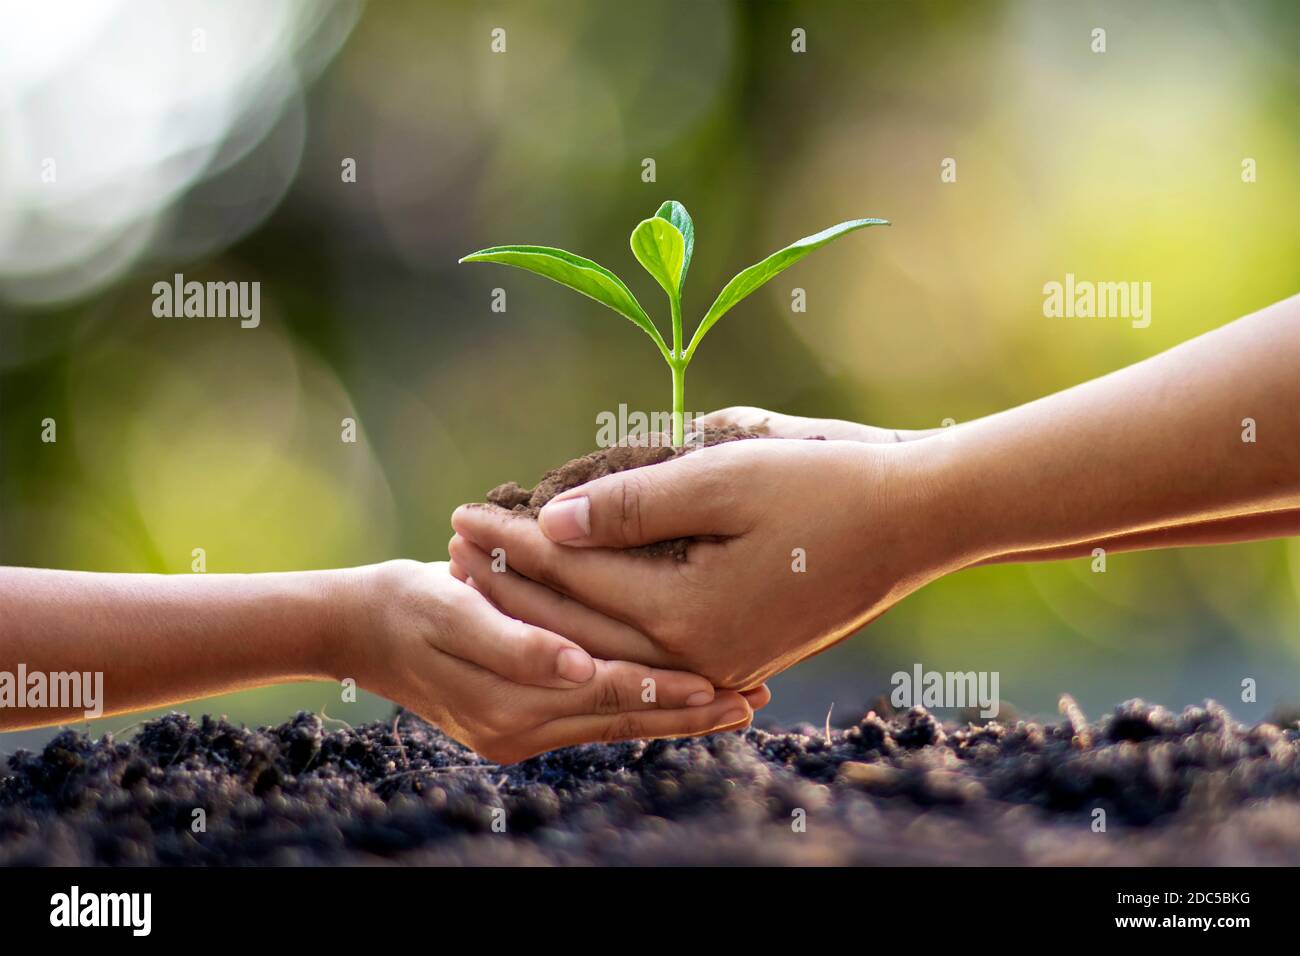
[537, 449, 746, 548]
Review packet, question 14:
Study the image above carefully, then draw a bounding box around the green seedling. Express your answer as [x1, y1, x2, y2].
[460, 202, 888, 447]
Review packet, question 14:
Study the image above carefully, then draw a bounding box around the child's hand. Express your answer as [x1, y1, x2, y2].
[335, 560, 756, 764]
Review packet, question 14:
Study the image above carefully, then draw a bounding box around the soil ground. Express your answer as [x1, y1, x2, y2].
[3, 700, 1298, 865]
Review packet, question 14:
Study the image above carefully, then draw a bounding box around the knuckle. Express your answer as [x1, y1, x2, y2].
[437, 587, 476, 631]
[528, 548, 566, 593]
[592, 674, 624, 714]
[602, 713, 643, 744]
[517, 627, 557, 679]
[616, 475, 645, 546]
[516, 621, 547, 653]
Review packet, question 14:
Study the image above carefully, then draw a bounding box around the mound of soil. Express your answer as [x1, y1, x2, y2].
[485, 425, 764, 559]
[3, 698, 1299, 865]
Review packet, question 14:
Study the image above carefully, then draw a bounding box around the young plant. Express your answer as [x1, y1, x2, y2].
[460, 202, 887, 447]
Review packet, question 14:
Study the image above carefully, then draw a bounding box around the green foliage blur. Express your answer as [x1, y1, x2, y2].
[2, 0, 1298, 750]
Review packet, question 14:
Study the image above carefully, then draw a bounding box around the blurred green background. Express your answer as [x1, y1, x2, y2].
[2, 0, 1298, 752]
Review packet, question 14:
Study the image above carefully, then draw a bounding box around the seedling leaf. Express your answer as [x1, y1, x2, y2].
[630, 217, 685, 300]
[459, 205, 889, 449]
[686, 218, 888, 358]
[654, 201, 694, 294]
[460, 244, 667, 353]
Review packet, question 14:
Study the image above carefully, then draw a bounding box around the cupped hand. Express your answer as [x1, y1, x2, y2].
[337, 560, 758, 764]
[449, 436, 960, 690]
[698, 405, 946, 443]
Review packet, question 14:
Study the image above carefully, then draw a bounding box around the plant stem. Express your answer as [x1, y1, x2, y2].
[670, 292, 685, 447]
[671, 359, 686, 448]
[670, 294, 683, 359]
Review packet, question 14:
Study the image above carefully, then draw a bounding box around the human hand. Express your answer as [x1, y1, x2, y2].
[698, 405, 946, 443]
[450, 437, 963, 690]
[332, 560, 758, 764]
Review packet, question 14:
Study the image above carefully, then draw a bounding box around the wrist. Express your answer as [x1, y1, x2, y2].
[879, 435, 997, 574]
[311, 565, 375, 683]
[328, 559, 455, 687]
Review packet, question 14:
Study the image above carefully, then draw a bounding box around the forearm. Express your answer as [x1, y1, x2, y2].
[0, 567, 353, 730]
[977, 507, 1300, 565]
[934, 294, 1300, 563]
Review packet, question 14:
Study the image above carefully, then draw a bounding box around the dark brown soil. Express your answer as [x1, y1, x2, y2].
[485, 425, 764, 559]
[4, 698, 1299, 865]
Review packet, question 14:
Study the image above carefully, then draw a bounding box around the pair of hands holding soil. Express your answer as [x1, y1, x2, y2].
[439, 410, 919, 755]
[352, 407, 895, 765]
[3, 296, 1296, 766]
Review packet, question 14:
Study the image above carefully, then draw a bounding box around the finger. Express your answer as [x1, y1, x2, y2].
[524, 658, 718, 718]
[437, 579, 599, 690]
[533, 443, 753, 548]
[450, 510, 669, 623]
[696, 405, 780, 433]
[449, 534, 670, 666]
[741, 684, 772, 710]
[699, 406, 898, 443]
[520, 693, 753, 755]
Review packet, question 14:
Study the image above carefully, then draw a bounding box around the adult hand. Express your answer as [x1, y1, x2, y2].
[698, 405, 947, 443]
[450, 438, 963, 689]
[337, 560, 758, 764]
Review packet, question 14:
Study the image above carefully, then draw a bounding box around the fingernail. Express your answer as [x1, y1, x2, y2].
[686, 690, 714, 707]
[556, 647, 595, 683]
[720, 709, 748, 726]
[539, 496, 590, 542]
